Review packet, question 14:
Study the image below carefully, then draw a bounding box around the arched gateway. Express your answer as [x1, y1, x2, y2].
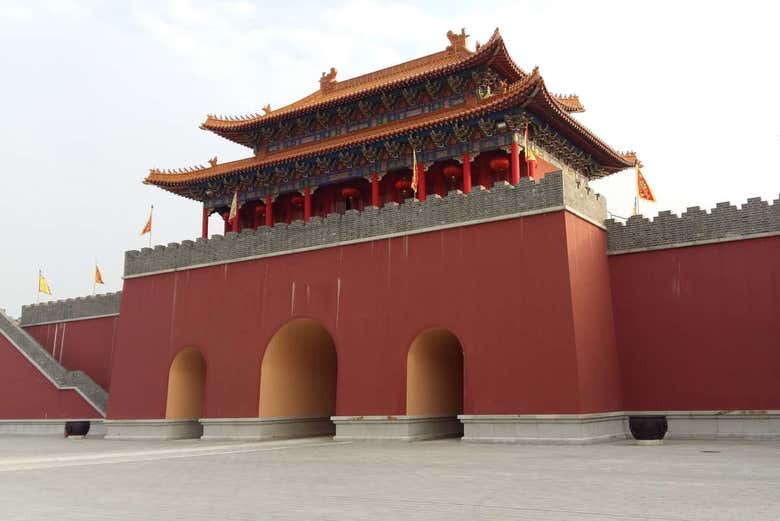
[258, 319, 337, 434]
[406, 328, 464, 418]
[165, 348, 206, 420]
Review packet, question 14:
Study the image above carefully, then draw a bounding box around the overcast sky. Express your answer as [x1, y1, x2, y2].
[1, 0, 778, 317]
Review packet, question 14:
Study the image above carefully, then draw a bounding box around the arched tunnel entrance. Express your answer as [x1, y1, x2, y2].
[259, 319, 337, 435]
[165, 347, 206, 420]
[405, 328, 464, 438]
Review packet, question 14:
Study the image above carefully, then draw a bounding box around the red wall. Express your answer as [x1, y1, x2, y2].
[610, 236, 780, 411]
[565, 214, 623, 413]
[0, 335, 101, 419]
[108, 211, 616, 420]
[25, 316, 118, 390]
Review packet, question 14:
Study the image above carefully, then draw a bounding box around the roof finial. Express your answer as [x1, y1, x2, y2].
[446, 28, 469, 53]
[262, 104, 272, 115]
[208, 156, 218, 167]
[320, 67, 338, 93]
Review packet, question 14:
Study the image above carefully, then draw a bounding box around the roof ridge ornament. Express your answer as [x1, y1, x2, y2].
[320, 67, 338, 93]
[262, 104, 272, 116]
[446, 28, 469, 53]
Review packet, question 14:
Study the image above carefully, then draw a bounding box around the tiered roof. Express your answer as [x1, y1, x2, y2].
[145, 29, 636, 200]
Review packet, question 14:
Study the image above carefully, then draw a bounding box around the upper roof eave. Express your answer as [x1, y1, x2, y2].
[199, 29, 524, 135]
[147, 70, 633, 190]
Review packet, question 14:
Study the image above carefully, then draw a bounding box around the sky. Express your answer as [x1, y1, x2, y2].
[1, 0, 778, 317]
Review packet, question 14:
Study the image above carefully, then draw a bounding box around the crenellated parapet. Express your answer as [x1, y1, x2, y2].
[21, 292, 122, 326]
[125, 170, 606, 277]
[606, 196, 780, 254]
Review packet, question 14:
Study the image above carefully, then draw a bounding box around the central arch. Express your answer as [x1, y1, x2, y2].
[406, 328, 464, 416]
[259, 319, 337, 418]
[165, 347, 206, 420]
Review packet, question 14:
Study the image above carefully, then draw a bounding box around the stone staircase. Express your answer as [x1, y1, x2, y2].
[0, 309, 108, 416]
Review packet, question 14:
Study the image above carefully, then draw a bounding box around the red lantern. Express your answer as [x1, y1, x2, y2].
[443, 164, 462, 178]
[489, 157, 510, 173]
[341, 187, 360, 199]
[394, 179, 412, 190]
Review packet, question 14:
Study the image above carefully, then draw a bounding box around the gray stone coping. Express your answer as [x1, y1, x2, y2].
[124, 170, 607, 277]
[21, 292, 122, 326]
[606, 196, 780, 254]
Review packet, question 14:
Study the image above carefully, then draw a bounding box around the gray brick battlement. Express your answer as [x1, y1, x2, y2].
[606, 196, 780, 254]
[20, 292, 122, 326]
[124, 170, 606, 277]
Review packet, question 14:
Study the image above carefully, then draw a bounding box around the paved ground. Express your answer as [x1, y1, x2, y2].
[0, 436, 777, 520]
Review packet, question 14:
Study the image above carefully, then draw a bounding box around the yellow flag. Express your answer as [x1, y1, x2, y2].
[95, 265, 105, 285]
[411, 148, 418, 194]
[38, 271, 52, 295]
[228, 191, 239, 223]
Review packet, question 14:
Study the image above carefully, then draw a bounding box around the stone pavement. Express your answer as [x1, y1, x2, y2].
[0, 436, 778, 520]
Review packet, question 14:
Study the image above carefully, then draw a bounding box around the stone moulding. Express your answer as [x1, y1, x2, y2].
[0, 419, 105, 437]
[331, 415, 463, 441]
[200, 416, 334, 441]
[627, 410, 780, 440]
[458, 412, 628, 444]
[606, 196, 780, 254]
[20, 292, 122, 326]
[124, 170, 606, 277]
[104, 419, 203, 440]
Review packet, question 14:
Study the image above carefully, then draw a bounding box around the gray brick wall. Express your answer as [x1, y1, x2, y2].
[606, 196, 780, 254]
[21, 292, 122, 326]
[124, 170, 607, 277]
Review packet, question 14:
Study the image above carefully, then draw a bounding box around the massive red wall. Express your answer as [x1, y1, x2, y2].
[25, 316, 118, 390]
[565, 213, 623, 413]
[610, 236, 780, 411]
[0, 335, 101, 419]
[108, 211, 615, 420]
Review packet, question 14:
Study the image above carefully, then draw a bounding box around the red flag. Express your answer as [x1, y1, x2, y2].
[140, 206, 153, 235]
[636, 165, 656, 202]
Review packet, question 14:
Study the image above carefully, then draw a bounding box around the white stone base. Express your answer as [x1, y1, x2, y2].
[200, 416, 334, 441]
[0, 419, 104, 437]
[629, 411, 780, 440]
[332, 415, 463, 441]
[104, 419, 203, 440]
[459, 412, 627, 444]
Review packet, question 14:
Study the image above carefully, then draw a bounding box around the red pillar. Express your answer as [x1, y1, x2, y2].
[304, 187, 311, 223]
[510, 136, 520, 185]
[417, 163, 426, 202]
[371, 173, 380, 207]
[462, 153, 472, 194]
[265, 194, 273, 227]
[231, 209, 240, 233]
[527, 156, 536, 179]
[201, 207, 209, 239]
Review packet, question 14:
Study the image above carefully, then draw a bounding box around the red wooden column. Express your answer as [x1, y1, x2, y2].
[462, 153, 472, 194]
[265, 194, 273, 227]
[232, 210, 240, 233]
[526, 153, 536, 179]
[201, 206, 209, 239]
[510, 134, 521, 185]
[371, 173, 380, 207]
[416, 162, 426, 201]
[304, 186, 311, 223]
